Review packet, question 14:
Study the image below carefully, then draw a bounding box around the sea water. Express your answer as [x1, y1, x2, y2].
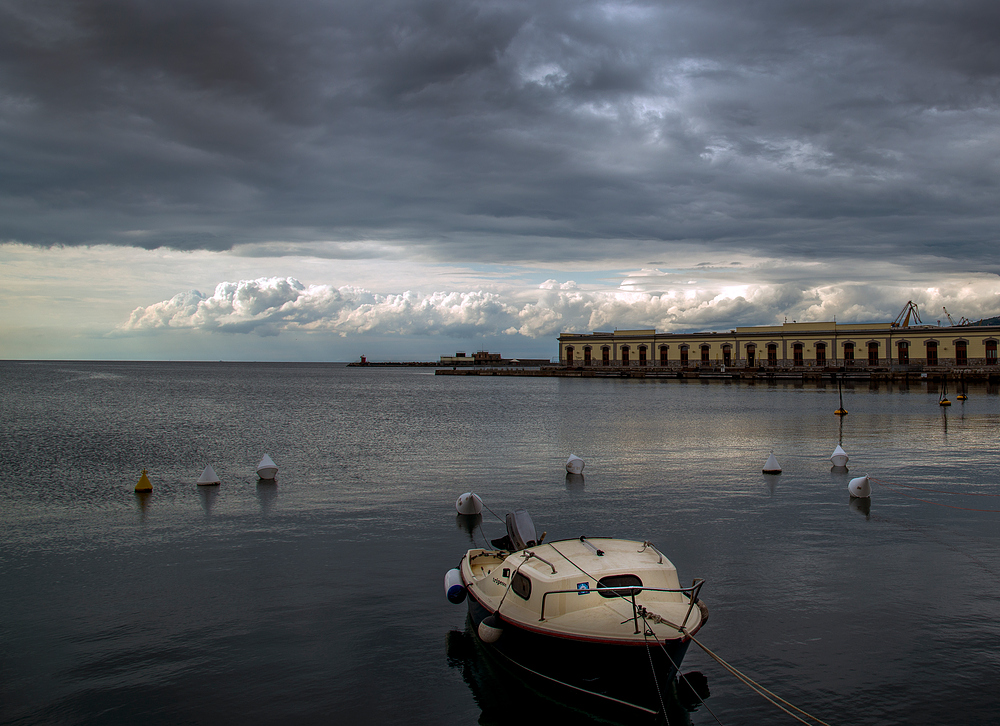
[2, 361, 1000, 725]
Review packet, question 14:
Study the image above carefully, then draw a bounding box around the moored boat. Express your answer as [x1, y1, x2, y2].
[445, 509, 707, 715]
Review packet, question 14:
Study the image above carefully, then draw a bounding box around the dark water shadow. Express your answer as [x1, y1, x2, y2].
[198, 485, 219, 516]
[456, 513, 483, 541]
[849, 496, 872, 519]
[565, 473, 585, 492]
[762, 473, 780, 496]
[445, 622, 708, 726]
[133, 491, 151, 522]
[256, 482, 278, 514]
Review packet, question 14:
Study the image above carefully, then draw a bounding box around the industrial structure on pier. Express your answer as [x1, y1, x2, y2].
[558, 306, 999, 373]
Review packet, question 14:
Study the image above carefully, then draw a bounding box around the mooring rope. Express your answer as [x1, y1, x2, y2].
[685, 633, 833, 726]
[640, 611, 725, 726]
[870, 477, 1000, 512]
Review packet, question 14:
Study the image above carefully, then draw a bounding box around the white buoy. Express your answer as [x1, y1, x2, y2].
[830, 445, 849, 467]
[256, 454, 278, 480]
[197, 464, 221, 486]
[478, 613, 503, 643]
[566, 454, 585, 475]
[455, 492, 483, 515]
[763, 453, 782, 474]
[444, 568, 467, 604]
[849, 474, 872, 498]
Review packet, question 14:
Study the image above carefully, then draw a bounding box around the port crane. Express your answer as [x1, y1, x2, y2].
[943, 307, 974, 326]
[891, 301, 922, 328]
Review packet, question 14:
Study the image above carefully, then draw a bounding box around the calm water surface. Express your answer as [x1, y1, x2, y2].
[2, 362, 1000, 725]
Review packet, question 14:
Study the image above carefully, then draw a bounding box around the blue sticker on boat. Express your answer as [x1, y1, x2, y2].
[577, 582, 590, 594]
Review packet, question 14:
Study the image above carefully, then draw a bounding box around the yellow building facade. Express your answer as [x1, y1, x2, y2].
[558, 322, 1000, 370]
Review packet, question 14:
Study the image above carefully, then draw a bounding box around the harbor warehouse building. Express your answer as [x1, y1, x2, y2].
[558, 321, 999, 370]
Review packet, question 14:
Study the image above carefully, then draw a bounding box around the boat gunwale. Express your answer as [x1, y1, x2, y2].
[465, 585, 709, 646]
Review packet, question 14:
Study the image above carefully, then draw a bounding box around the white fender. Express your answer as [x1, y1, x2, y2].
[444, 568, 467, 604]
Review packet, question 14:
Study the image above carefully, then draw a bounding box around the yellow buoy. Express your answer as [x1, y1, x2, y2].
[135, 468, 153, 492]
[939, 398, 951, 407]
[834, 408, 848, 416]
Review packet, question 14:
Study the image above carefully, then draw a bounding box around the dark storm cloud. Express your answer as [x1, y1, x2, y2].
[2, 0, 999, 270]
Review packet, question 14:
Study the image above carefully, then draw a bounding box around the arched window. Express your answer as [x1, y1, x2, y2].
[815, 343, 826, 365]
[638, 345, 647, 366]
[660, 346, 668, 365]
[602, 347, 610, 366]
[700, 345, 710, 363]
[793, 343, 803, 366]
[767, 344, 777, 365]
[987, 340, 997, 365]
[746, 346, 756, 367]
[722, 345, 732, 366]
[565, 346, 574, 364]
[897, 341, 909, 365]
[956, 340, 967, 365]
[621, 346, 630, 366]
[868, 342, 879, 366]
[926, 341, 938, 365]
[680, 346, 689, 365]
[844, 342, 855, 362]
[583, 346, 592, 365]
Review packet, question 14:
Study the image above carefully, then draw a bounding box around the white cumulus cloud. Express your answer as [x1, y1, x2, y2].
[116, 274, 1000, 342]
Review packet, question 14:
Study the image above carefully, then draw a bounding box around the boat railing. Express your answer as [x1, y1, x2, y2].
[539, 579, 705, 633]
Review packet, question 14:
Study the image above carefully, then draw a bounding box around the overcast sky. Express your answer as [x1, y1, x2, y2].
[3, 0, 999, 360]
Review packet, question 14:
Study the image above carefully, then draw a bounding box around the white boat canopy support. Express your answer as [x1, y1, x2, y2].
[197, 464, 221, 486]
[256, 454, 278, 480]
[566, 454, 585, 475]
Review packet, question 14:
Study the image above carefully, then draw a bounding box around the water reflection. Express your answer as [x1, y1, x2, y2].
[455, 513, 483, 541]
[565, 473, 585, 492]
[198, 486, 219, 516]
[256, 482, 278, 514]
[134, 491, 151, 522]
[445, 623, 707, 726]
[849, 496, 872, 519]
[763, 474, 779, 496]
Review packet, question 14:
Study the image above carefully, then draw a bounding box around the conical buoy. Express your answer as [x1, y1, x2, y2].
[849, 474, 872, 498]
[256, 454, 278, 480]
[834, 407, 848, 416]
[566, 454, 585, 475]
[197, 464, 221, 486]
[762, 453, 782, 474]
[135, 468, 153, 492]
[830, 445, 849, 467]
[455, 492, 483, 515]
